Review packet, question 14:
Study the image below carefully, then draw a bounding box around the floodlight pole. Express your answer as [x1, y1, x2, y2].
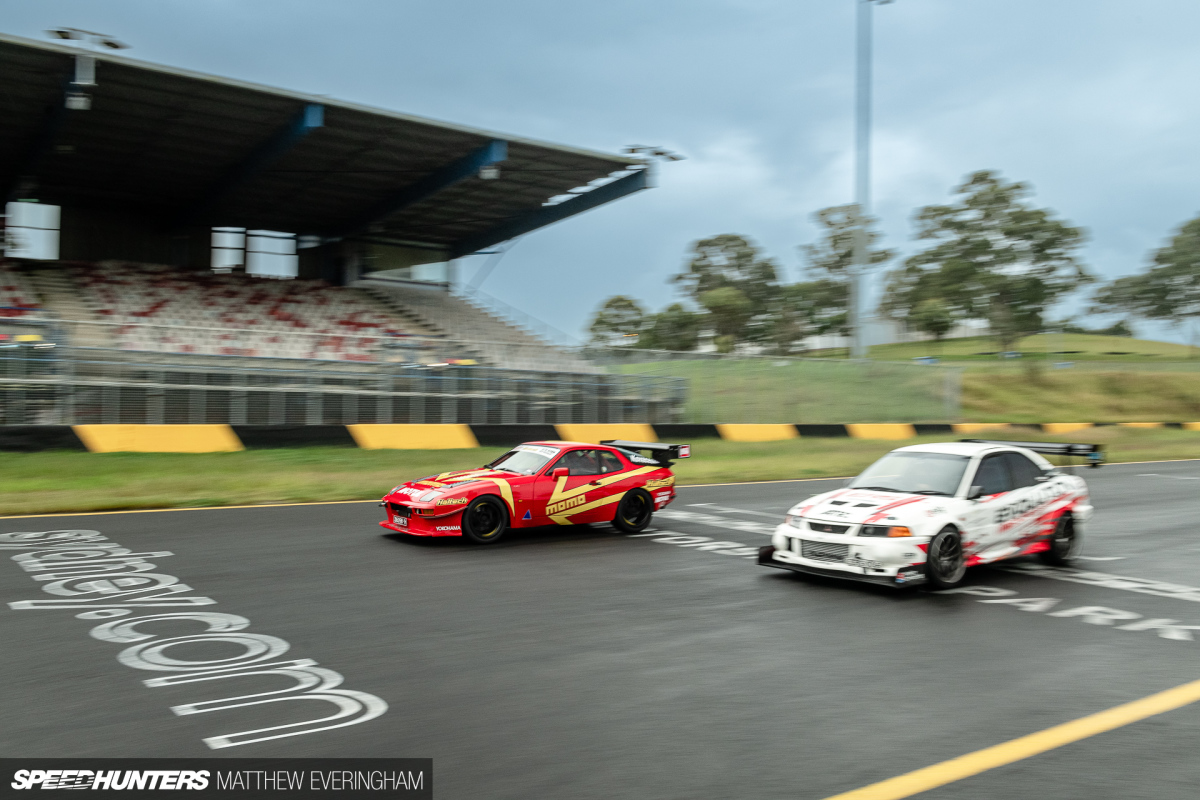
[849, 0, 889, 359]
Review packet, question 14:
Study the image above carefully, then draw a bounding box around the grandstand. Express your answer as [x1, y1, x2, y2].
[0, 263, 40, 318]
[0, 32, 649, 374]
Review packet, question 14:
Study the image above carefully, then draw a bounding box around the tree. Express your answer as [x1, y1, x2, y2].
[699, 287, 753, 353]
[792, 204, 894, 341]
[588, 295, 645, 346]
[910, 298, 956, 344]
[671, 235, 779, 344]
[883, 171, 1091, 352]
[639, 303, 701, 351]
[1092, 214, 1200, 351]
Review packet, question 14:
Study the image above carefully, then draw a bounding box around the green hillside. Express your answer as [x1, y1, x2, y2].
[822, 333, 1198, 363]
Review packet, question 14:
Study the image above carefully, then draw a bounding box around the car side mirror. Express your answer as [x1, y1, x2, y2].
[552, 468, 570, 479]
[967, 485, 984, 500]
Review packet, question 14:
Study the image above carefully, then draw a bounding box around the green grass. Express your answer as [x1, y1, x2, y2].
[613, 358, 950, 423]
[612, 334, 1200, 423]
[830, 332, 1200, 363]
[963, 370, 1200, 422]
[4, 427, 1198, 516]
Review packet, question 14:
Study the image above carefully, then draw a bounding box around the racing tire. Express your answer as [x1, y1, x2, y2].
[611, 489, 654, 534]
[1039, 514, 1080, 566]
[461, 495, 509, 544]
[925, 526, 967, 590]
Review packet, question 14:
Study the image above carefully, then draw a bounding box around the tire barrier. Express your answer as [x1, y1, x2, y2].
[0, 422, 1197, 452]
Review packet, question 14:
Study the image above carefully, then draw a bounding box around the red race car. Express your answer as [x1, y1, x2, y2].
[379, 439, 689, 543]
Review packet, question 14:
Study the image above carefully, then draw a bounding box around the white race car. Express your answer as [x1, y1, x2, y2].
[758, 439, 1098, 589]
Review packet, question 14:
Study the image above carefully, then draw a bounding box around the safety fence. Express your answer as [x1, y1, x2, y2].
[0, 347, 686, 426]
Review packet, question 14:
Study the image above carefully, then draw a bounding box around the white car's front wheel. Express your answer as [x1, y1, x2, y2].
[925, 527, 967, 589]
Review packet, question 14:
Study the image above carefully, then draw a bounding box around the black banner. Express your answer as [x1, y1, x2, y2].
[0, 760, 431, 799]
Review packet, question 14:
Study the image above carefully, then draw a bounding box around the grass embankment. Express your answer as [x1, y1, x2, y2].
[964, 370, 1200, 422]
[3, 426, 1197, 517]
[838, 332, 1199, 363]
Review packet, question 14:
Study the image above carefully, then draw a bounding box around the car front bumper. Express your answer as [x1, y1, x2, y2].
[758, 539, 929, 587]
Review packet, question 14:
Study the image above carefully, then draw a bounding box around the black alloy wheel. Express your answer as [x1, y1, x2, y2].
[1039, 514, 1080, 566]
[611, 489, 653, 533]
[925, 526, 967, 589]
[462, 495, 508, 544]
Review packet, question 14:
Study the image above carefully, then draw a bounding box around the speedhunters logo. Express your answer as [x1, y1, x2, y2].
[2, 760, 431, 798]
[12, 770, 209, 790]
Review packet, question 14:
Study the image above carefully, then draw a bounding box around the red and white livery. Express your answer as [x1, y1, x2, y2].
[758, 440, 1097, 589]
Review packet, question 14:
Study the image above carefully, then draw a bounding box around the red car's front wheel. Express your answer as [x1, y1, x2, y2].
[462, 495, 509, 544]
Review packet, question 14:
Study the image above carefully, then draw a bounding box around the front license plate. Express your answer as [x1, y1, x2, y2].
[393, 515, 408, 527]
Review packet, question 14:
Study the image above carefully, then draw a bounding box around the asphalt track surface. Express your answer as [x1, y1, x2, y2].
[3, 460, 1200, 799]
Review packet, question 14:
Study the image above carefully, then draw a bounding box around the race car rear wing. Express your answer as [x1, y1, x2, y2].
[960, 439, 1105, 467]
[601, 440, 691, 466]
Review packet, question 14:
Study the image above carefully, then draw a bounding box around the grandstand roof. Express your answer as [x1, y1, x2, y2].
[0, 32, 648, 258]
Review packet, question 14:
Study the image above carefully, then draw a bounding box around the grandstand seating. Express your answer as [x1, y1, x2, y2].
[0, 262, 42, 318]
[68, 261, 437, 361]
[359, 280, 596, 373]
[1, 260, 592, 371]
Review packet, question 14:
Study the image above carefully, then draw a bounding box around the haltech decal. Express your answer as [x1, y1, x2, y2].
[437, 497, 468, 506]
[645, 476, 675, 489]
[547, 495, 587, 515]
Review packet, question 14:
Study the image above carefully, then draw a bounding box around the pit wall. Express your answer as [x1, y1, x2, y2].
[0, 422, 1197, 453]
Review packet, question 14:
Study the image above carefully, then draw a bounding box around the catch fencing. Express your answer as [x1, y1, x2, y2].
[1, 318, 964, 425]
[0, 347, 685, 426]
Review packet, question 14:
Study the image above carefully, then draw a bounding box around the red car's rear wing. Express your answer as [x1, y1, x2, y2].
[601, 440, 690, 466]
[960, 439, 1104, 467]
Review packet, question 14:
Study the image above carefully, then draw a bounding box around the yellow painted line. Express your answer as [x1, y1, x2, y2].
[1118, 422, 1163, 429]
[1041, 423, 1094, 434]
[715, 424, 798, 442]
[1181, 422, 1200, 431]
[951, 423, 1012, 434]
[822, 677, 1200, 800]
[554, 423, 656, 444]
[846, 423, 916, 440]
[347, 423, 478, 449]
[73, 424, 243, 453]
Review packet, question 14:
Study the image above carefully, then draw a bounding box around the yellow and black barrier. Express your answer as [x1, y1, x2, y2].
[0, 422, 1197, 453]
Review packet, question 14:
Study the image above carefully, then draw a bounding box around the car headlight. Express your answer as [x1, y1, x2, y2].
[418, 491, 441, 502]
[785, 514, 803, 529]
[860, 525, 912, 538]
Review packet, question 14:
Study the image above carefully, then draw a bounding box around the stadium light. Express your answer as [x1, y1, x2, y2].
[46, 28, 129, 49]
[622, 145, 685, 162]
[848, 0, 892, 359]
[46, 28, 129, 112]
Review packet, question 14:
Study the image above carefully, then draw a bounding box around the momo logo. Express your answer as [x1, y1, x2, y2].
[547, 495, 587, 515]
[11, 769, 210, 790]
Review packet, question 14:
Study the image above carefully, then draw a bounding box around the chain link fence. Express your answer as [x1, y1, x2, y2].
[1, 318, 965, 425]
[0, 347, 685, 426]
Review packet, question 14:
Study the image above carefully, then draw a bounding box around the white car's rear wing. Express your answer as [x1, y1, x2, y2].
[960, 439, 1104, 467]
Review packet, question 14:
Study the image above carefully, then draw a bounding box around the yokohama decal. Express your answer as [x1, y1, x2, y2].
[1, 529, 387, 749]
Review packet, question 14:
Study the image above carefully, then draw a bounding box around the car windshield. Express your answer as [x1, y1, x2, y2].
[486, 445, 560, 475]
[848, 451, 969, 496]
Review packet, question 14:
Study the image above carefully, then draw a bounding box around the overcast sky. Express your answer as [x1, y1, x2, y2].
[4, 0, 1200, 343]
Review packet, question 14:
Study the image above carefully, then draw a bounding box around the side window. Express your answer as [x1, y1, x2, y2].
[974, 455, 1013, 496]
[597, 451, 624, 474]
[551, 449, 603, 476]
[1003, 453, 1043, 488]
